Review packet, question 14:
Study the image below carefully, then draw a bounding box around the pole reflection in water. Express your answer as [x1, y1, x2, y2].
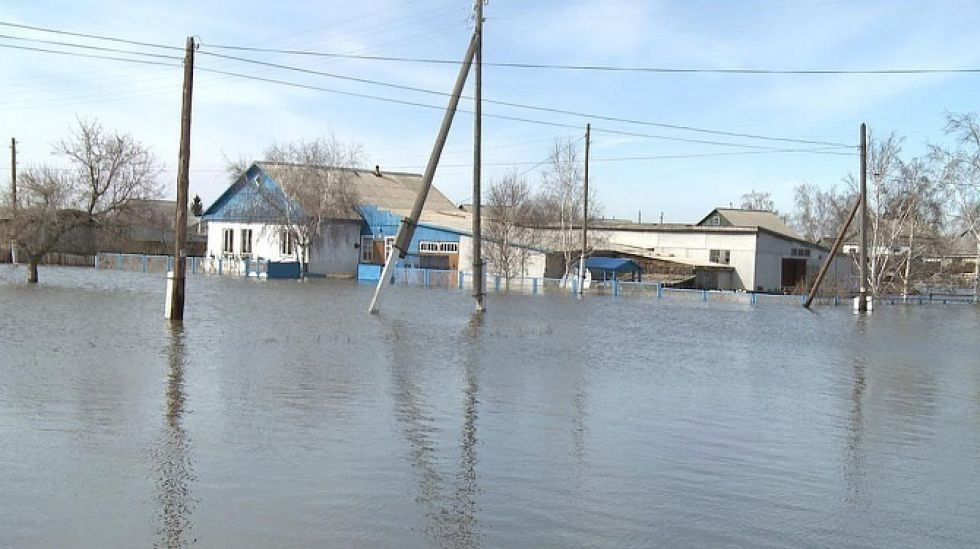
[152, 324, 196, 548]
[386, 315, 483, 549]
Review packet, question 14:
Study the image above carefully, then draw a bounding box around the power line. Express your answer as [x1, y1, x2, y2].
[0, 20, 181, 51]
[391, 146, 855, 170]
[0, 20, 852, 148]
[0, 33, 184, 60]
[200, 43, 980, 76]
[0, 42, 181, 68]
[198, 50, 850, 148]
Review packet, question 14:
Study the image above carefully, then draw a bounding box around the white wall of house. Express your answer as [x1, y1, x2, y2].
[458, 235, 547, 279]
[207, 220, 361, 277]
[601, 229, 758, 290]
[206, 221, 291, 262]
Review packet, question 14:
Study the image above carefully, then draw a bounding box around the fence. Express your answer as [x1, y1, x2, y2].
[81, 257, 978, 307]
[94, 253, 270, 278]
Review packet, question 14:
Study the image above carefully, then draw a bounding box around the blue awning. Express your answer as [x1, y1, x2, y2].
[585, 257, 642, 273]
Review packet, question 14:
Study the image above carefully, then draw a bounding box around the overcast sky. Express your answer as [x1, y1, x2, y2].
[3, 0, 980, 221]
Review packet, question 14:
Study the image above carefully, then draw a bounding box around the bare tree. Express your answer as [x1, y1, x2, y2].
[7, 119, 161, 283]
[791, 182, 854, 242]
[251, 136, 362, 277]
[739, 189, 776, 212]
[223, 153, 251, 184]
[483, 171, 539, 282]
[931, 112, 980, 298]
[894, 158, 945, 298]
[537, 137, 601, 280]
[857, 131, 909, 297]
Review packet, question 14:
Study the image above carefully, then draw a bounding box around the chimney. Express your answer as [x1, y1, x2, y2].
[374, 165, 382, 177]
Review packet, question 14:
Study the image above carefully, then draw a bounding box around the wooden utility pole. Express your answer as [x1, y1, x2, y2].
[369, 32, 479, 314]
[8, 137, 15, 264]
[577, 123, 591, 295]
[9, 138, 16, 211]
[858, 123, 868, 312]
[472, 0, 486, 312]
[166, 36, 195, 321]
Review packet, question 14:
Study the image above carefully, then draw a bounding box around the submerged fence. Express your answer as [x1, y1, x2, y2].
[84, 256, 976, 307]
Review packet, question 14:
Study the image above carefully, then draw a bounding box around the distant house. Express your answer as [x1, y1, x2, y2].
[202, 162, 546, 279]
[543, 207, 854, 293]
[98, 199, 206, 256]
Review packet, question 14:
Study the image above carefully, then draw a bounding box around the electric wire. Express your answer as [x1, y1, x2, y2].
[200, 43, 980, 75]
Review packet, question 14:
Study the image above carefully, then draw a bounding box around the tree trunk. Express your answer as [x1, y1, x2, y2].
[27, 258, 39, 284]
[973, 241, 979, 302]
[902, 229, 914, 300]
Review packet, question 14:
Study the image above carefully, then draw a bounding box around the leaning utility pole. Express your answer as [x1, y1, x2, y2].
[166, 36, 195, 321]
[858, 123, 868, 312]
[368, 32, 479, 314]
[8, 138, 15, 264]
[577, 124, 591, 295]
[472, 0, 486, 312]
[803, 196, 861, 309]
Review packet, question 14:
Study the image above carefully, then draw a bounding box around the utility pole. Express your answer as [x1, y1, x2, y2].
[8, 138, 15, 264]
[577, 123, 591, 295]
[472, 0, 486, 312]
[369, 32, 479, 314]
[858, 123, 868, 313]
[166, 36, 195, 321]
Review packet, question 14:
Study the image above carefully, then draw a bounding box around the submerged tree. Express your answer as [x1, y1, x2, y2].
[483, 171, 539, 281]
[7, 118, 161, 283]
[252, 136, 362, 276]
[536, 137, 602, 280]
[931, 112, 980, 299]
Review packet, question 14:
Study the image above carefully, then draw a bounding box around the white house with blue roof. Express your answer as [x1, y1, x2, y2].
[202, 162, 547, 280]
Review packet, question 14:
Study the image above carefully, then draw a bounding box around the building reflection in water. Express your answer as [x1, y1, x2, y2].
[152, 324, 196, 548]
[386, 314, 483, 549]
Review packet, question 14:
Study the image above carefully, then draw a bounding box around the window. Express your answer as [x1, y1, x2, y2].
[709, 215, 721, 226]
[791, 248, 811, 258]
[385, 237, 395, 261]
[222, 228, 234, 255]
[361, 236, 374, 263]
[709, 249, 730, 264]
[418, 240, 459, 255]
[241, 229, 253, 257]
[280, 230, 295, 256]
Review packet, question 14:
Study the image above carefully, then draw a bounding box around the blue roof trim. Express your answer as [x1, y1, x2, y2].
[202, 163, 305, 222]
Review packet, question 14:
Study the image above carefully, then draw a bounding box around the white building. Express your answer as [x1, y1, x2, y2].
[552, 208, 855, 293]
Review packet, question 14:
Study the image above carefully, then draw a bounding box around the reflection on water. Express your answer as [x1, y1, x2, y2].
[1, 266, 980, 548]
[152, 324, 195, 548]
[387, 314, 483, 548]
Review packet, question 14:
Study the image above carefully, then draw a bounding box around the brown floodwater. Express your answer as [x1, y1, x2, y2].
[1, 265, 979, 548]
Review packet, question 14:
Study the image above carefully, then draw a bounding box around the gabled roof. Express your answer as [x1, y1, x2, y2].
[698, 207, 800, 240]
[203, 162, 458, 222]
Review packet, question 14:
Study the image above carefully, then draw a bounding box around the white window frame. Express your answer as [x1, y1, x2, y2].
[385, 237, 395, 261]
[361, 235, 375, 263]
[241, 228, 253, 257]
[709, 249, 730, 264]
[222, 228, 234, 256]
[418, 240, 459, 255]
[791, 248, 811, 258]
[280, 230, 295, 257]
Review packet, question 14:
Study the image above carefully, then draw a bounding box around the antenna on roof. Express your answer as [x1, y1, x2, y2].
[374, 165, 382, 177]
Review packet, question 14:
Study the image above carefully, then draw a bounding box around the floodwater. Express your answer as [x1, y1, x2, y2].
[1, 266, 979, 549]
